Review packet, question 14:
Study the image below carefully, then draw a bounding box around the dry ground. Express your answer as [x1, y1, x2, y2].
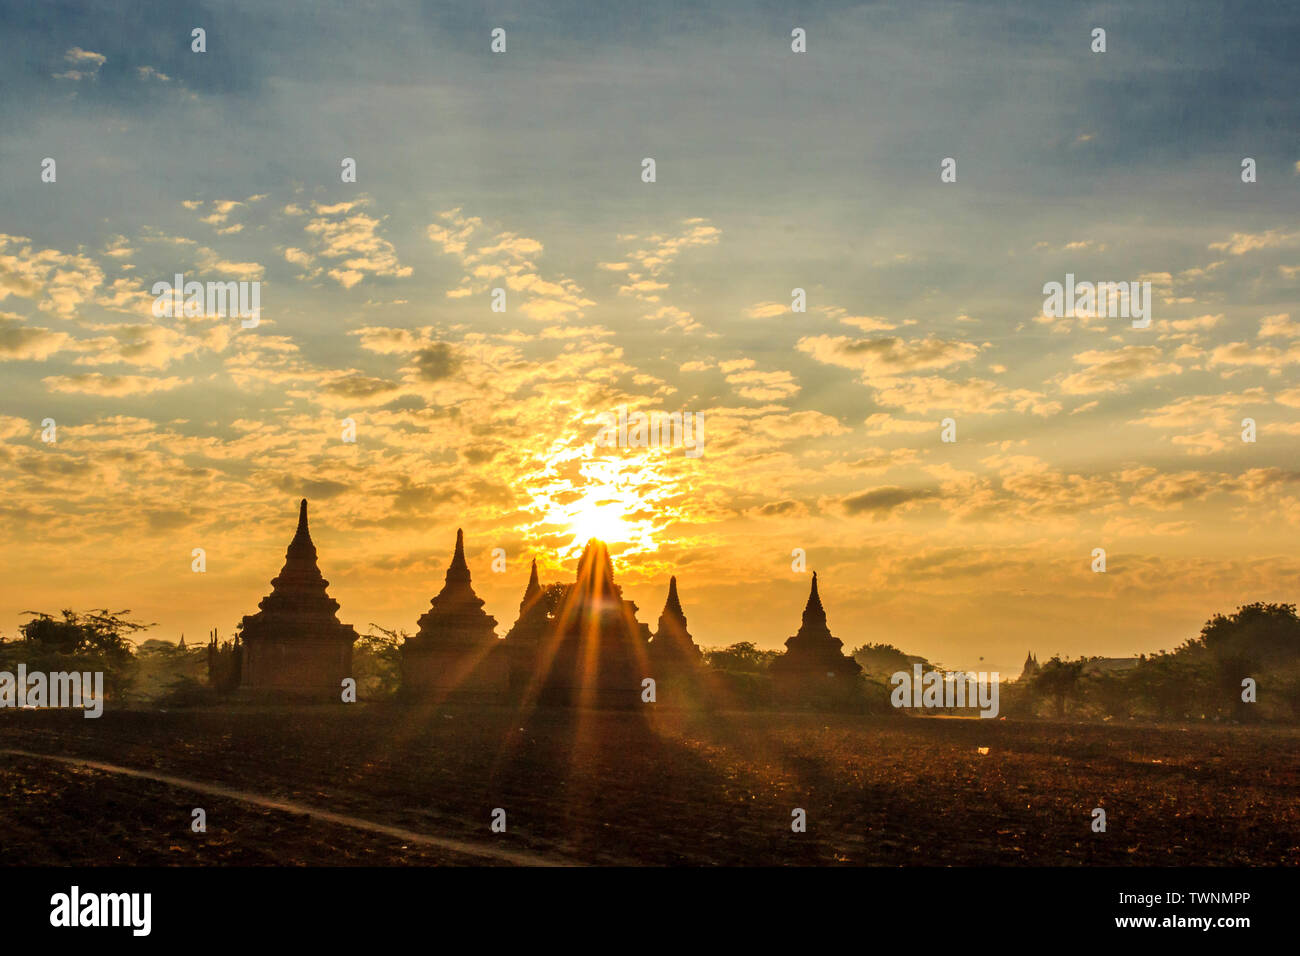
[1, 706, 1296, 865]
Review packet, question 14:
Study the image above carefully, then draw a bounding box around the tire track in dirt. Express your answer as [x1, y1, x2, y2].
[0, 748, 572, 867]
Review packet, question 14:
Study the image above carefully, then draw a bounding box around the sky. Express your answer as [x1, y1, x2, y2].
[2, 0, 1299, 676]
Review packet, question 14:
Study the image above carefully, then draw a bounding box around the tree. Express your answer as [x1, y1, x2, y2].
[1081, 668, 1134, 719]
[1194, 603, 1300, 721]
[1031, 656, 1085, 718]
[18, 609, 146, 662]
[1128, 649, 1210, 720]
[1197, 603, 1300, 664]
[6, 609, 150, 699]
[851, 642, 912, 677]
[356, 625, 405, 699]
[540, 583, 569, 617]
[704, 641, 780, 674]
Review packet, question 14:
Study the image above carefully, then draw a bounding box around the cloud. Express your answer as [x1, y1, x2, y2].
[412, 343, 462, 382]
[42, 373, 190, 396]
[0, 314, 71, 360]
[1209, 341, 1300, 368]
[820, 306, 897, 332]
[1126, 471, 1219, 511]
[428, 208, 590, 320]
[839, 485, 939, 518]
[611, 219, 720, 329]
[797, 334, 979, 376]
[744, 301, 788, 319]
[1058, 346, 1182, 395]
[53, 47, 105, 81]
[724, 367, 800, 401]
[643, 305, 699, 332]
[72, 323, 223, 369]
[301, 197, 412, 287]
[750, 499, 809, 518]
[1208, 229, 1299, 256]
[1258, 313, 1299, 338]
[187, 199, 246, 235]
[871, 376, 1061, 416]
[619, 219, 720, 277]
[1130, 389, 1269, 429]
[195, 246, 264, 282]
[0, 234, 104, 316]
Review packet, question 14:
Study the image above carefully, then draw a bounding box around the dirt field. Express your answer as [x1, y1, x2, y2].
[1, 706, 1296, 865]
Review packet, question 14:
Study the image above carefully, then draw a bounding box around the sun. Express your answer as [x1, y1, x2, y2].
[568, 495, 634, 546]
[525, 445, 673, 558]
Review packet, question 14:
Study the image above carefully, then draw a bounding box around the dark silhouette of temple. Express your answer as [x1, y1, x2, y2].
[532, 539, 651, 708]
[769, 572, 862, 701]
[649, 576, 703, 668]
[229, 511, 864, 709]
[401, 529, 508, 702]
[1021, 651, 1040, 680]
[238, 499, 358, 697]
[503, 558, 548, 698]
[645, 576, 706, 703]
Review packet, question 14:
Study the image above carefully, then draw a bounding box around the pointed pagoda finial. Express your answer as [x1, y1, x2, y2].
[526, 557, 540, 594]
[664, 575, 684, 616]
[445, 528, 470, 581]
[801, 571, 826, 625]
[282, 497, 319, 564]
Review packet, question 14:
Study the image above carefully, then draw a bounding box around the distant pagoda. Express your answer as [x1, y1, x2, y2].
[238, 499, 358, 698]
[401, 529, 507, 702]
[1021, 651, 1040, 681]
[769, 572, 862, 701]
[536, 539, 651, 707]
[504, 558, 549, 698]
[649, 576, 703, 668]
[505, 558, 547, 642]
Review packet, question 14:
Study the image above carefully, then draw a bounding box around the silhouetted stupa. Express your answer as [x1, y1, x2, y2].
[769, 572, 862, 700]
[504, 558, 548, 698]
[1021, 651, 1040, 680]
[238, 499, 358, 697]
[505, 559, 546, 641]
[650, 576, 703, 668]
[401, 529, 507, 701]
[536, 539, 651, 707]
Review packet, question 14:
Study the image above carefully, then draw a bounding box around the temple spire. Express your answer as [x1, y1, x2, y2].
[802, 571, 826, 628]
[504, 556, 547, 649]
[446, 527, 470, 582]
[651, 574, 702, 669]
[664, 576, 683, 617]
